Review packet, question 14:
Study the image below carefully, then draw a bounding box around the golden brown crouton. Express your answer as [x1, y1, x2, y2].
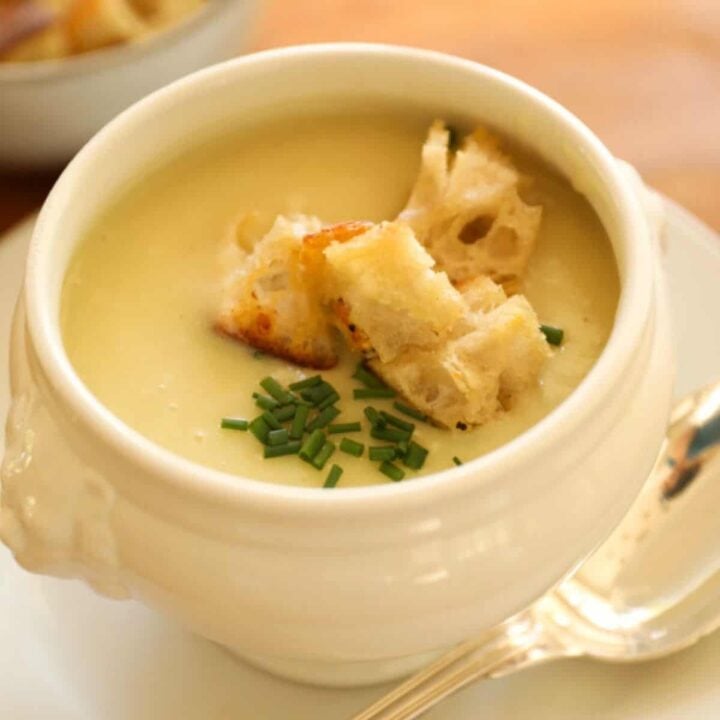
[217, 214, 342, 369]
[398, 122, 542, 292]
[323, 221, 468, 363]
[217, 217, 372, 369]
[324, 221, 550, 427]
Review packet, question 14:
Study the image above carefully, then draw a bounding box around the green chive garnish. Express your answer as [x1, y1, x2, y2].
[380, 411, 414, 433]
[364, 406, 384, 427]
[354, 387, 396, 399]
[323, 464, 343, 488]
[267, 428, 290, 446]
[312, 440, 336, 470]
[300, 429, 326, 461]
[352, 362, 386, 388]
[260, 376, 293, 404]
[289, 375, 322, 391]
[393, 401, 428, 423]
[379, 461, 405, 482]
[302, 381, 337, 406]
[369, 446, 397, 462]
[253, 393, 279, 410]
[328, 422, 362, 435]
[290, 404, 310, 439]
[540, 324, 564, 346]
[371, 426, 411, 443]
[395, 440, 409, 458]
[261, 410, 282, 430]
[249, 416, 271, 444]
[403, 441, 428, 470]
[339, 437, 364, 457]
[272, 404, 297, 422]
[306, 405, 341, 432]
[452, 456, 463, 466]
[264, 441, 302, 458]
[220, 417, 249, 431]
[317, 391, 341, 410]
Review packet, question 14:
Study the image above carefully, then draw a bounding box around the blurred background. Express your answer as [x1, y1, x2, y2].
[1, 0, 718, 234]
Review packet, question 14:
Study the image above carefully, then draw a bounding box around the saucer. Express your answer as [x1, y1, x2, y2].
[1, 201, 719, 719]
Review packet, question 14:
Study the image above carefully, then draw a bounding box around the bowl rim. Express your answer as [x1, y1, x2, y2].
[24, 42, 655, 514]
[0, 0, 244, 83]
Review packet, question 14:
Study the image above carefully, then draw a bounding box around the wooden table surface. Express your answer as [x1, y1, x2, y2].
[2, 0, 718, 234]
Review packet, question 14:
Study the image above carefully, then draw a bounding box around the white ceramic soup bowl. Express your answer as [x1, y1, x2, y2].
[0, 0, 258, 168]
[0, 44, 673, 687]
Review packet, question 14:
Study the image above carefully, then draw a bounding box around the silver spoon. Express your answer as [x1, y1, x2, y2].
[353, 380, 720, 720]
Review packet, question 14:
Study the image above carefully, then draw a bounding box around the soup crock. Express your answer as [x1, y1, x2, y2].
[0, 43, 673, 686]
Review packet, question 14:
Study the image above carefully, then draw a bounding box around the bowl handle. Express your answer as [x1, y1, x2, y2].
[0, 294, 130, 599]
[616, 158, 666, 250]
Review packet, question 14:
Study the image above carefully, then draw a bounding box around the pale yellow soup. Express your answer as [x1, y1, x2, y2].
[61, 111, 619, 488]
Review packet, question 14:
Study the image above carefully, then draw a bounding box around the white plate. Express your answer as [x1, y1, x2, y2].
[1, 203, 719, 719]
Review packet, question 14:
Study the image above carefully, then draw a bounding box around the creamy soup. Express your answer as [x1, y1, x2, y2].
[61, 111, 619, 488]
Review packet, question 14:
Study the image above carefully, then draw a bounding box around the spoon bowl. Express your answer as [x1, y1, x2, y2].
[354, 380, 720, 719]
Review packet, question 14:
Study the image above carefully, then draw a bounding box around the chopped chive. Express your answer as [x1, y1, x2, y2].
[403, 441, 429, 470]
[352, 362, 387, 388]
[248, 416, 271, 444]
[364, 406, 385, 427]
[339, 437, 364, 457]
[540, 324, 564, 346]
[290, 404, 310, 439]
[323, 464, 343, 488]
[395, 440, 409, 458]
[260, 376, 293, 403]
[263, 440, 302, 458]
[253, 393, 279, 410]
[369, 446, 397, 462]
[289, 375, 322, 391]
[317, 390, 341, 410]
[302, 381, 337, 405]
[261, 410, 282, 430]
[393, 401, 428, 423]
[306, 405, 341, 432]
[220, 417, 249, 431]
[267, 428, 289, 446]
[272, 404, 297, 422]
[380, 411, 415, 433]
[300, 429, 326, 461]
[379, 461, 405, 482]
[312, 440, 336, 470]
[354, 387, 396, 399]
[452, 456, 463, 466]
[371, 426, 411, 443]
[252, 349, 264, 359]
[328, 422, 362, 435]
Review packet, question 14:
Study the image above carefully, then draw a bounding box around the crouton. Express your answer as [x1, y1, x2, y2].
[324, 221, 550, 427]
[323, 221, 468, 363]
[217, 216, 372, 369]
[216, 214, 342, 369]
[66, 0, 150, 51]
[398, 122, 542, 291]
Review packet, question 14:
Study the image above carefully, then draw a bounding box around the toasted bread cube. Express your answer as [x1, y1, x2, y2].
[325, 221, 549, 427]
[399, 122, 542, 291]
[370, 293, 550, 428]
[456, 275, 508, 313]
[216, 214, 342, 369]
[323, 221, 467, 363]
[66, 0, 149, 52]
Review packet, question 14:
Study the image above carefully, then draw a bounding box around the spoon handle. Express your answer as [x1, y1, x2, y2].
[350, 610, 563, 720]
